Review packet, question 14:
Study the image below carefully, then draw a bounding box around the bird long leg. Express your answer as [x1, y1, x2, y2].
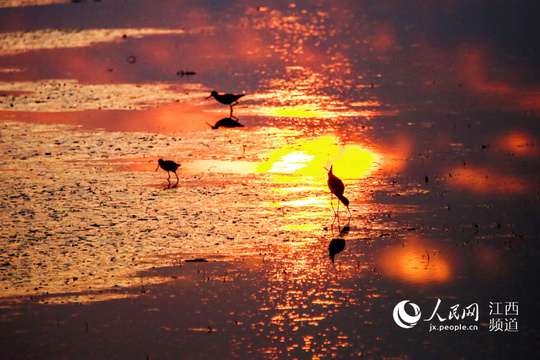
[330, 194, 337, 217]
[331, 198, 338, 232]
[173, 171, 179, 181]
[336, 200, 341, 228]
[330, 194, 341, 232]
[164, 172, 172, 189]
[229, 101, 240, 117]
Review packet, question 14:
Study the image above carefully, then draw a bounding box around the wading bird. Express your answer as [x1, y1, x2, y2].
[325, 165, 351, 219]
[156, 159, 180, 183]
[206, 91, 245, 116]
[206, 117, 244, 129]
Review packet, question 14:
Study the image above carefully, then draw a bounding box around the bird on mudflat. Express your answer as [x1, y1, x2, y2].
[206, 91, 245, 116]
[325, 165, 351, 218]
[206, 91, 245, 106]
[206, 117, 244, 129]
[155, 159, 180, 182]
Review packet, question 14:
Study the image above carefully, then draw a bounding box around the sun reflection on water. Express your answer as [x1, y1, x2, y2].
[258, 136, 378, 182]
[264, 106, 333, 118]
[0, 1, 538, 358]
[250, 65, 387, 120]
[251, 135, 380, 233]
[445, 165, 526, 195]
[378, 235, 453, 285]
[497, 131, 538, 157]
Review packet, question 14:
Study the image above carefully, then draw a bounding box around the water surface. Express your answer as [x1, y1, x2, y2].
[0, 1, 539, 359]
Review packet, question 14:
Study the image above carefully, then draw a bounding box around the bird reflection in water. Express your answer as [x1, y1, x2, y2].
[328, 224, 350, 263]
[206, 116, 244, 129]
[156, 158, 180, 189]
[206, 91, 245, 117]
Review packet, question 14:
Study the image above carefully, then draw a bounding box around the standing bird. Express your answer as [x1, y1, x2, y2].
[206, 91, 245, 117]
[325, 165, 351, 218]
[156, 159, 180, 183]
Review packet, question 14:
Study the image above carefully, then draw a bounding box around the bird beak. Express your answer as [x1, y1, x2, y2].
[205, 95, 212, 100]
[324, 167, 329, 172]
[155, 164, 160, 172]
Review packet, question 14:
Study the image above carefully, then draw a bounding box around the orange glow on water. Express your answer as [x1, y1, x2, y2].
[378, 236, 452, 285]
[459, 47, 540, 112]
[0, 102, 211, 133]
[377, 135, 413, 174]
[445, 166, 526, 195]
[184, 159, 258, 174]
[497, 131, 538, 157]
[249, 65, 387, 119]
[370, 23, 397, 53]
[1, 2, 539, 358]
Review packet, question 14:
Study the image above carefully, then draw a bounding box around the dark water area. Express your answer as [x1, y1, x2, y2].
[0, 1, 539, 359]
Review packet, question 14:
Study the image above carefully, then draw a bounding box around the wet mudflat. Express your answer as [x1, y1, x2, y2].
[1, 114, 539, 359]
[1, 1, 540, 359]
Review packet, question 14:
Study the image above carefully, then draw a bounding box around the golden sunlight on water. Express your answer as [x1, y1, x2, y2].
[1, 1, 539, 358]
[257, 136, 378, 183]
[0, 80, 207, 112]
[246, 64, 391, 120]
[0, 1, 69, 8]
[0, 28, 186, 55]
[264, 105, 335, 118]
[251, 98, 390, 119]
[184, 160, 259, 174]
[252, 135, 379, 230]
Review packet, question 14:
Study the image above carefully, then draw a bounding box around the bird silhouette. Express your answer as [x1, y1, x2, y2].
[206, 117, 244, 129]
[325, 165, 351, 219]
[206, 91, 245, 117]
[156, 159, 180, 183]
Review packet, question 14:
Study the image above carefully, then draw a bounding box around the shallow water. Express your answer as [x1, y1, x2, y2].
[1, 1, 539, 359]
